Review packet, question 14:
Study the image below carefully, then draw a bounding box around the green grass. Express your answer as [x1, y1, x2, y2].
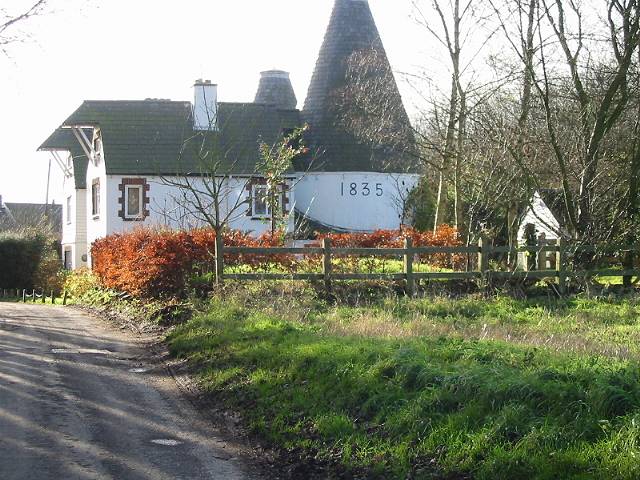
[168, 289, 640, 479]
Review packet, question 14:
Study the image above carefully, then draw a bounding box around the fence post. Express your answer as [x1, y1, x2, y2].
[22, 289, 26, 303]
[32, 290, 36, 302]
[41, 289, 46, 304]
[50, 290, 55, 305]
[403, 237, 415, 297]
[63, 291, 68, 306]
[478, 236, 490, 276]
[214, 233, 224, 285]
[537, 233, 547, 271]
[322, 238, 332, 293]
[556, 238, 566, 295]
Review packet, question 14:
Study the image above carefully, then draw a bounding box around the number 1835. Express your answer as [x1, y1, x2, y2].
[341, 182, 383, 197]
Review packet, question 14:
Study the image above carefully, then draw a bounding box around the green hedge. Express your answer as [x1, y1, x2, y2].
[0, 232, 46, 289]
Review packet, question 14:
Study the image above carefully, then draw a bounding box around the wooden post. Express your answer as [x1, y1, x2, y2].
[50, 290, 55, 304]
[556, 238, 566, 294]
[403, 237, 415, 297]
[63, 291, 68, 306]
[22, 290, 26, 303]
[478, 236, 491, 287]
[478, 236, 489, 274]
[214, 233, 224, 285]
[322, 238, 332, 293]
[537, 233, 547, 271]
[32, 290, 36, 302]
[42, 289, 46, 304]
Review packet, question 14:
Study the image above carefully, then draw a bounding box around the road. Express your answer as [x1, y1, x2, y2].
[0, 303, 259, 480]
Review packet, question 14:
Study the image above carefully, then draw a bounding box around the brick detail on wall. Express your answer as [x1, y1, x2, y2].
[118, 178, 150, 221]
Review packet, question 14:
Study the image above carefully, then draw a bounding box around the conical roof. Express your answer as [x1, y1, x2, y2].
[302, 0, 418, 173]
[255, 70, 297, 110]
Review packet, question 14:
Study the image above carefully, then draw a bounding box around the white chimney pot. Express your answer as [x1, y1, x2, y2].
[193, 80, 218, 131]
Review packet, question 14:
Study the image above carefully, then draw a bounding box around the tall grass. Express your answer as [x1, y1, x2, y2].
[168, 288, 640, 479]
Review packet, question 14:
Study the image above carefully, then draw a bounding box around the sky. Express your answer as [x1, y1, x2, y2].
[0, 0, 446, 205]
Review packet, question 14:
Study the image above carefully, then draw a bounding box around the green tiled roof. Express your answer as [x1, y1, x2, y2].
[58, 100, 302, 176]
[38, 128, 90, 190]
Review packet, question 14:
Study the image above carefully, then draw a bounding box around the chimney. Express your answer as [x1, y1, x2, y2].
[193, 79, 218, 131]
[254, 70, 297, 110]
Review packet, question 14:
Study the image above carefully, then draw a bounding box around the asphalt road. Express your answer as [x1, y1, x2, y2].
[0, 303, 258, 480]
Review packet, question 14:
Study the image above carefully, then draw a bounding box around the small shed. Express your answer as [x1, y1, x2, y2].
[517, 189, 568, 269]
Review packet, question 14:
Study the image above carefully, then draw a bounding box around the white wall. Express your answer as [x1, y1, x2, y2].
[83, 173, 296, 263]
[517, 192, 562, 243]
[85, 148, 108, 263]
[295, 172, 420, 232]
[60, 151, 88, 270]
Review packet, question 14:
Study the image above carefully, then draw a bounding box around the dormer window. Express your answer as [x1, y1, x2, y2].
[93, 135, 103, 164]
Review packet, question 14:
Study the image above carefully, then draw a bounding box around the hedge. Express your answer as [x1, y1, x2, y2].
[91, 226, 463, 299]
[0, 232, 46, 289]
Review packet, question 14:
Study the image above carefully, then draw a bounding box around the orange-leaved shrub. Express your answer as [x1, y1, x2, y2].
[316, 225, 464, 270]
[91, 228, 289, 298]
[91, 225, 464, 298]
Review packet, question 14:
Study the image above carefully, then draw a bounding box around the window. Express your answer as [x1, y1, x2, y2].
[118, 178, 149, 221]
[64, 249, 72, 271]
[93, 135, 103, 164]
[66, 196, 72, 224]
[92, 179, 100, 217]
[125, 185, 143, 219]
[252, 184, 270, 217]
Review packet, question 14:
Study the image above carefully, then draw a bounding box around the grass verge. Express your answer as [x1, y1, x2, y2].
[167, 286, 640, 479]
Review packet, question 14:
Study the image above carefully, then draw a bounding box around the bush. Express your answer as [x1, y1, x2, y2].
[91, 228, 290, 298]
[317, 225, 464, 269]
[91, 226, 464, 299]
[0, 231, 46, 289]
[63, 268, 101, 299]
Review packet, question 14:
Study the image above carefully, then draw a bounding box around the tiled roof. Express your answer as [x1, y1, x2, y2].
[0, 203, 62, 238]
[302, 0, 419, 174]
[55, 100, 302, 176]
[255, 71, 298, 110]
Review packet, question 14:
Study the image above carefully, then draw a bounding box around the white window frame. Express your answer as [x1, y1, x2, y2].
[66, 196, 72, 225]
[91, 179, 100, 218]
[124, 184, 144, 220]
[251, 184, 271, 218]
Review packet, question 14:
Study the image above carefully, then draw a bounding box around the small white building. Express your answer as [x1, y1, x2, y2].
[39, 0, 422, 269]
[517, 189, 568, 269]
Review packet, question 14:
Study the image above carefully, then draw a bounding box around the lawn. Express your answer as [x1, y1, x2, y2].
[167, 284, 640, 479]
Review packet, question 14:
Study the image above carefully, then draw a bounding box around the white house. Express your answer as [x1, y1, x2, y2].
[39, 0, 422, 269]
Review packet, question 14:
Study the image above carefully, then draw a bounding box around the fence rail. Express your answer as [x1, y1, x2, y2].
[0, 288, 68, 304]
[213, 237, 640, 295]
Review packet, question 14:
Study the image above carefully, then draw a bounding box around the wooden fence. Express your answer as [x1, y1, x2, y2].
[212, 237, 640, 296]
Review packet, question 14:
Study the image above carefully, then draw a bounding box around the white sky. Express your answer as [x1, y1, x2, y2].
[0, 0, 449, 205]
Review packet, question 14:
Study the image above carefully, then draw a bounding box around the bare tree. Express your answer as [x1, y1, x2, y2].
[160, 113, 309, 251]
[0, 1, 48, 52]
